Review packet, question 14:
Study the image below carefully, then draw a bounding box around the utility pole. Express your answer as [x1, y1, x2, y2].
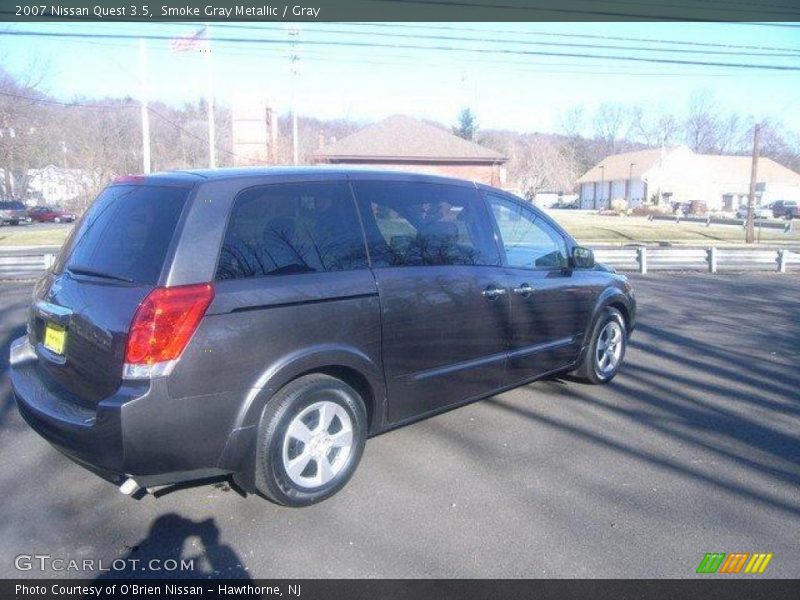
[138, 39, 151, 174]
[627, 162, 636, 205]
[597, 165, 605, 210]
[205, 25, 216, 169]
[745, 123, 761, 244]
[288, 27, 300, 166]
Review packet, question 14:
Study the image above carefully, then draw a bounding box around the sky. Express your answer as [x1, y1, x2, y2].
[1, 21, 799, 135]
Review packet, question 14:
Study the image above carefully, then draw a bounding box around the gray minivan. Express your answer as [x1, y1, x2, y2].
[10, 168, 636, 506]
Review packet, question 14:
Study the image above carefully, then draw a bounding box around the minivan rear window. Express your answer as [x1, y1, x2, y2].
[56, 185, 189, 285]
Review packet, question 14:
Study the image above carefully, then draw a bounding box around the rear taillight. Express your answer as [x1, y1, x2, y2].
[124, 283, 214, 372]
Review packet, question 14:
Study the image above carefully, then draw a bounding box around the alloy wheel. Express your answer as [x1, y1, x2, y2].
[282, 400, 354, 489]
[595, 321, 623, 376]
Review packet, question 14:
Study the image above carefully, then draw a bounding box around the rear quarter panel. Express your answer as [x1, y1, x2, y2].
[153, 174, 385, 474]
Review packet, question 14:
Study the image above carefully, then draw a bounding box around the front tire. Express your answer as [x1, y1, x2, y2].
[573, 307, 627, 384]
[255, 374, 367, 507]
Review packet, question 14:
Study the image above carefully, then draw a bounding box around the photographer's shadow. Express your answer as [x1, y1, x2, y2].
[96, 513, 251, 579]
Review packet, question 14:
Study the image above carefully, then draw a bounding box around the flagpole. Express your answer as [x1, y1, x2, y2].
[138, 39, 151, 174]
[288, 27, 299, 166]
[205, 24, 216, 169]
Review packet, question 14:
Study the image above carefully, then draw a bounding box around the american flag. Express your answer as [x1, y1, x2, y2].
[170, 27, 210, 53]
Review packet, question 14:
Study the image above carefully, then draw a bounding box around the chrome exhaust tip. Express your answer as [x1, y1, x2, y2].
[119, 478, 140, 496]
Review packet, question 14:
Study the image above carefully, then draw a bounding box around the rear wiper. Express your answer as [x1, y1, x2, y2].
[67, 265, 134, 283]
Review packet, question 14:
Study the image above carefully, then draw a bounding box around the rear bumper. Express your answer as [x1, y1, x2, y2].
[10, 336, 234, 488]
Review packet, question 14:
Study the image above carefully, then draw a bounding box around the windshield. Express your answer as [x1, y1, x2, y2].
[56, 184, 189, 285]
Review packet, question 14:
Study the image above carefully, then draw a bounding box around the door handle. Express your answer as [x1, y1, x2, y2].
[482, 286, 507, 299]
[513, 283, 534, 297]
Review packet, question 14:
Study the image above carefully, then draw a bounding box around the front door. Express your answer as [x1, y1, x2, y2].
[483, 191, 590, 385]
[351, 178, 510, 424]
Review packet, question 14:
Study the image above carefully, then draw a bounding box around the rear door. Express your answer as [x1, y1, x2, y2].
[30, 183, 191, 405]
[482, 190, 591, 385]
[351, 178, 509, 424]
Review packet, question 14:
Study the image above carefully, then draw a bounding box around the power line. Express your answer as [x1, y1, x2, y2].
[329, 21, 800, 54]
[0, 90, 136, 110]
[1, 28, 798, 71]
[144, 106, 246, 161]
[153, 40, 776, 78]
[210, 22, 800, 58]
[79, 25, 791, 77]
[137, 20, 800, 54]
[76, 20, 798, 57]
[97, 34, 784, 77]
[290, 52, 781, 77]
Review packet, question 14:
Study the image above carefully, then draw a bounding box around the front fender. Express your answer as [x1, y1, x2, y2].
[584, 284, 636, 348]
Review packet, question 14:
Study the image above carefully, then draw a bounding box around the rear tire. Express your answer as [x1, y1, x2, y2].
[255, 374, 367, 507]
[573, 307, 627, 384]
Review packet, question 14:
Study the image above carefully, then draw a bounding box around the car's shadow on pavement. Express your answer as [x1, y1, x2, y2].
[486, 273, 800, 518]
[96, 513, 252, 579]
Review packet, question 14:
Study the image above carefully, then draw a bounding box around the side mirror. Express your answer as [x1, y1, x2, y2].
[572, 246, 595, 269]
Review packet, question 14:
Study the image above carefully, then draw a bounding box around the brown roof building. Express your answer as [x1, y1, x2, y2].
[313, 115, 507, 186]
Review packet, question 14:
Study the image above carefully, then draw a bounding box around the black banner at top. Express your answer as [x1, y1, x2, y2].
[1, 0, 800, 22]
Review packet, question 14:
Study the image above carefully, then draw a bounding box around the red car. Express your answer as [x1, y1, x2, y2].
[28, 206, 76, 223]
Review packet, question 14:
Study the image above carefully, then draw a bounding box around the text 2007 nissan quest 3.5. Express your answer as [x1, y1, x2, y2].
[10, 168, 636, 507]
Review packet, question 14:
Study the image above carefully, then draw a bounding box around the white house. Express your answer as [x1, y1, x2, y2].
[26, 165, 93, 206]
[577, 146, 800, 211]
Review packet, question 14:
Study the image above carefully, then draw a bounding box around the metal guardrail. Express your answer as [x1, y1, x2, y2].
[0, 245, 798, 280]
[593, 246, 799, 273]
[649, 213, 794, 232]
[0, 248, 57, 279]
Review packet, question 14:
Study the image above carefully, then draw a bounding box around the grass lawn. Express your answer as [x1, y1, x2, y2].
[0, 225, 72, 247]
[545, 211, 800, 246]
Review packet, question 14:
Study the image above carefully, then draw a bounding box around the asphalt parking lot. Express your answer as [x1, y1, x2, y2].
[0, 273, 798, 579]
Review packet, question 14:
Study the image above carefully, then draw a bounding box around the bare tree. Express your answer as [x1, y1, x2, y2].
[511, 135, 577, 201]
[0, 66, 54, 198]
[560, 106, 585, 140]
[756, 119, 800, 173]
[559, 105, 602, 177]
[593, 102, 634, 154]
[631, 107, 681, 148]
[684, 90, 723, 153]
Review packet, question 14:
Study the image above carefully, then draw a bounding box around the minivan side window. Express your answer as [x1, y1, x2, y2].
[216, 182, 368, 280]
[352, 180, 501, 268]
[484, 192, 568, 270]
